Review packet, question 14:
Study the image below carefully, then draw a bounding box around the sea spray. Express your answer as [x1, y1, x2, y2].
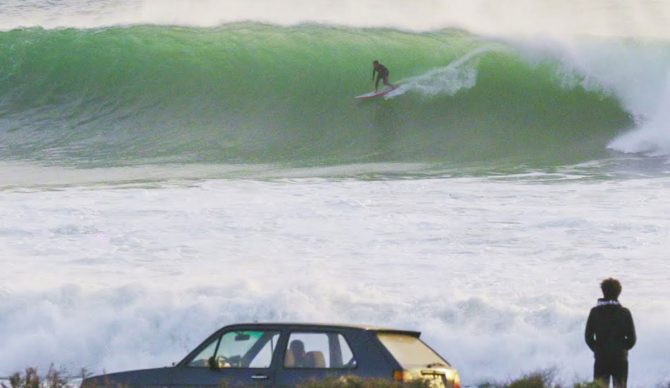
[385, 46, 494, 98]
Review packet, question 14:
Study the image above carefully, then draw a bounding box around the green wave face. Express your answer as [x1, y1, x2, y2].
[0, 24, 632, 170]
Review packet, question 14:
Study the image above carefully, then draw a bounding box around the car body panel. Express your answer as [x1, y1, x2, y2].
[83, 367, 172, 387]
[169, 366, 275, 387]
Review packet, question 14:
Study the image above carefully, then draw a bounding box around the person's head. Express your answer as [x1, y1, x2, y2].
[290, 340, 305, 358]
[373, 60, 379, 66]
[600, 278, 622, 300]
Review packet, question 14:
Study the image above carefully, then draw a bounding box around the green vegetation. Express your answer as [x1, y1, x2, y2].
[474, 369, 603, 388]
[294, 376, 431, 388]
[0, 366, 69, 388]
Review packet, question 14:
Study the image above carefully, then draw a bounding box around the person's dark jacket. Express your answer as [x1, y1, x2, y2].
[585, 299, 636, 358]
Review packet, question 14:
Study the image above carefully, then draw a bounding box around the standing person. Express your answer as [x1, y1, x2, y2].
[372, 60, 393, 91]
[585, 278, 636, 388]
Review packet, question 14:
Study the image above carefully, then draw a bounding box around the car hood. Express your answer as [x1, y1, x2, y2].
[82, 367, 172, 387]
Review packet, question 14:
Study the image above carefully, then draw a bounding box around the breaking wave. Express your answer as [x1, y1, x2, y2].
[1, 23, 668, 171]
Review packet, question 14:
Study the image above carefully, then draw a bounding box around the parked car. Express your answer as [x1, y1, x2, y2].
[82, 322, 461, 387]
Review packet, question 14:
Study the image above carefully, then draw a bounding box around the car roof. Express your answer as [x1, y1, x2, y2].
[223, 322, 421, 337]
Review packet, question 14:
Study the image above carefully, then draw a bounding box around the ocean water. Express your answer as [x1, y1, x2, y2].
[1, 1, 670, 386]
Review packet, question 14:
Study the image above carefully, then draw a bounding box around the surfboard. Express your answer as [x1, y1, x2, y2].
[355, 85, 398, 100]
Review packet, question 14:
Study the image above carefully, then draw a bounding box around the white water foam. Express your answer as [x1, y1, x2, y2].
[608, 72, 670, 156]
[2, 175, 670, 386]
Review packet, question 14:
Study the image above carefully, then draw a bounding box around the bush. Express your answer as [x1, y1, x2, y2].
[477, 369, 610, 388]
[506, 370, 556, 388]
[573, 382, 606, 388]
[295, 376, 432, 388]
[477, 369, 558, 388]
[1, 366, 68, 388]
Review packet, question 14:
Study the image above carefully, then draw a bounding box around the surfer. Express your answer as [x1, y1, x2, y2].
[372, 60, 393, 91]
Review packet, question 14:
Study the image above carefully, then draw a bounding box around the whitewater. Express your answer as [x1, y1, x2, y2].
[1, 1, 670, 386]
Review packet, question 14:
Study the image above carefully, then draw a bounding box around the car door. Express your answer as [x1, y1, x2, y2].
[274, 330, 359, 386]
[170, 329, 280, 387]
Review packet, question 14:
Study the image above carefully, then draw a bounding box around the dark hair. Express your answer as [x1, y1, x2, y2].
[290, 340, 305, 354]
[373, 60, 379, 64]
[601, 278, 622, 300]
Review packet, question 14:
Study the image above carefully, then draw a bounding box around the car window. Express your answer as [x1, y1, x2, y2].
[248, 334, 277, 368]
[284, 332, 356, 369]
[376, 333, 447, 369]
[188, 337, 220, 367]
[338, 335, 354, 367]
[188, 330, 279, 368]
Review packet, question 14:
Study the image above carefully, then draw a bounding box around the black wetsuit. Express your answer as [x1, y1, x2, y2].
[374, 64, 389, 78]
[585, 299, 636, 388]
[373, 63, 390, 90]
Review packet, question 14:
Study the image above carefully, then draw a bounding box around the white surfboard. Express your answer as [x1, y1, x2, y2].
[355, 85, 398, 100]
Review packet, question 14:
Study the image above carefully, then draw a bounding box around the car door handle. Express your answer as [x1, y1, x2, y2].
[251, 374, 269, 380]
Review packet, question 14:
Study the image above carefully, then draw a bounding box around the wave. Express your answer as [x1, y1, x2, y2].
[2, 24, 669, 170]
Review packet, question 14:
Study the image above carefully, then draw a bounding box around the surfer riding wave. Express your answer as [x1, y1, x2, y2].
[372, 60, 394, 91]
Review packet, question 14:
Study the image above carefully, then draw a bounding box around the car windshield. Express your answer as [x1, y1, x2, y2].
[376, 333, 447, 369]
[188, 330, 279, 368]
